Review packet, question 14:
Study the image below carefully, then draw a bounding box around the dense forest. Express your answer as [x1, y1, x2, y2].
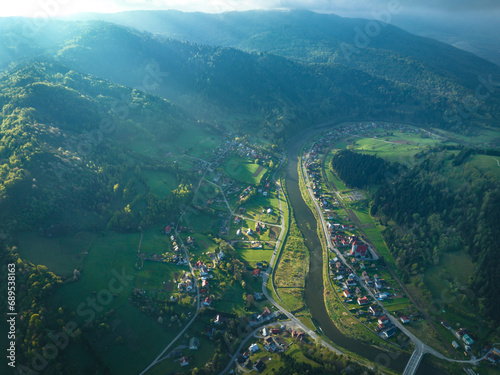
[2, 17, 500, 135]
[330, 149, 402, 188]
[0, 62, 195, 233]
[370, 148, 500, 322]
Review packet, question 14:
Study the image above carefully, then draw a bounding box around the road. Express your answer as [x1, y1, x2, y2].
[300, 141, 486, 375]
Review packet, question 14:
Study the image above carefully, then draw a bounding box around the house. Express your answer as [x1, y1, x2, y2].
[189, 337, 200, 350]
[344, 276, 355, 286]
[343, 290, 351, 298]
[217, 251, 225, 260]
[369, 306, 380, 316]
[249, 343, 260, 353]
[271, 328, 280, 335]
[452, 341, 460, 349]
[383, 327, 397, 338]
[292, 330, 306, 341]
[253, 269, 261, 277]
[180, 356, 189, 366]
[400, 315, 410, 324]
[351, 241, 368, 258]
[357, 296, 370, 305]
[236, 229, 242, 236]
[267, 208, 273, 214]
[262, 328, 268, 336]
[164, 225, 172, 234]
[203, 297, 211, 307]
[378, 316, 389, 326]
[202, 279, 209, 288]
[253, 359, 266, 373]
[258, 307, 272, 320]
[214, 315, 221, 324]
[263, 191, 268, 196]
[462, 334, 474, 345]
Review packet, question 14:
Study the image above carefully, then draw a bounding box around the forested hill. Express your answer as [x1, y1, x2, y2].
[1, 17, 499, 133]
[61, 10, 500, 132]
[0, 61, 194, 233]
[330, 149, 402, 188]
[370, 149, 500, 322]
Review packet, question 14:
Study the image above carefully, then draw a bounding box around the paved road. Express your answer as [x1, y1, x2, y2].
[300, 141, 486, 375]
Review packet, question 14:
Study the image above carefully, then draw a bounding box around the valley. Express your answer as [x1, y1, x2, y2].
[1, 8, 500, 375]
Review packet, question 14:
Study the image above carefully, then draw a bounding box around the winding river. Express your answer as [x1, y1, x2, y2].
[284, 123, 444, 375]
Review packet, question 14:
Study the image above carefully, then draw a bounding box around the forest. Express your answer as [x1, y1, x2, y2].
[370, 148, 500, 322]
[329, 149, 402, 188]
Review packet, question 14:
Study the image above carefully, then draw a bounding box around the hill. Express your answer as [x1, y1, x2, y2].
[1, 15, 500, 135]
[61, 10, 500, 132]
[0, 61, 196, 233]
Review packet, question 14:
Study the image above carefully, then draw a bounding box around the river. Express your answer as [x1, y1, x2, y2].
[284, 123, 445, 375]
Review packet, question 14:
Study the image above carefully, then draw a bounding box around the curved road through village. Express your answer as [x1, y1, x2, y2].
[141, 119, 486, 375]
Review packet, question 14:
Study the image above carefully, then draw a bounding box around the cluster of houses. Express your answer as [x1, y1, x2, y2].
[195, 260, 212, 293]
[249, 307, 279, 327]
[238, 326, 292, 373]
[239, 185, 254, 200]
[374, 314, 397, 338]
[440, 321, 479, 356]
[177, 272, 195, 293]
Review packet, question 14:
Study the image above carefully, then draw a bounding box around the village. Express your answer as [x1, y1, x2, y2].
[302, 122, 491, 363]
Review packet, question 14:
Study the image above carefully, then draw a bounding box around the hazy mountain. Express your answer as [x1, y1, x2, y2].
[2, 14, 499, 134]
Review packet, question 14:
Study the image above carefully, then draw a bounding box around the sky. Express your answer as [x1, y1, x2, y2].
[1, 0, 500, 18]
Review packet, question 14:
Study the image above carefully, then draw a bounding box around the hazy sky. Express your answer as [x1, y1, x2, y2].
[1, 0, 500, 17]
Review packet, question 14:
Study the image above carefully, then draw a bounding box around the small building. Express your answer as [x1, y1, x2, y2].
[249, 343, 259, 353]
[180, 356, 189, 366]
[189, 337, 200, 350]
[462, 334, 474, 346]
[253, 269, 261, 277]
[378, 316, 389, 326]
[253, 359, 266, 373]
[357, 296, 369, 305]
[452, 341, 460, 349]
[383, 327, 397, 338]
[343, 290, 351, 298]
[400, 315, 410, 324]
[271, 328, 280, 335]
[262, 328, 268, 336]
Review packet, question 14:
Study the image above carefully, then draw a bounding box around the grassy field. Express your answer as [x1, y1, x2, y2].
[181, 209, 221, 235]
[430, 127, 500, 147]
[42, 230, 196, 375]
[234, 246, 274, 267]
[119, 120, 221, 159]
[142, 170, 178, 198]
[469, 154, 500, 178]
[16, 231, 97, 276]
[240, 189, 281, 224]
[139, 227, 171, 254]
[352, 135, 442, 166]
[223, 155, 268, 185]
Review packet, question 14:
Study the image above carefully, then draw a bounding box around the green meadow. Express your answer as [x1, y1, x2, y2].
[352, 135, 442, 166]
[223, 155, 267, 185]
[142, 170, 179, 198]
[469, 154, 500, 178]
[16, 231, 98, 276]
